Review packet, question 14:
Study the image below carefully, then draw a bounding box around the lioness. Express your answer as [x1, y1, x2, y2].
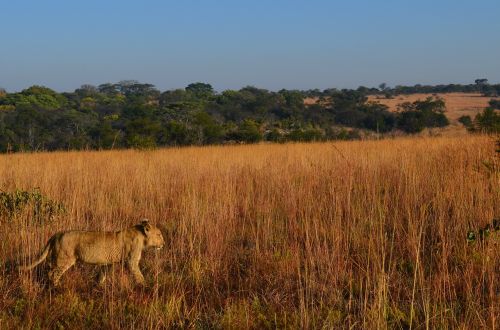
[19, 219, 165, 286]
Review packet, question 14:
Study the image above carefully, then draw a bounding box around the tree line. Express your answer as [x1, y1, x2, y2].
[308, 79, 500, 98]
[0, 81, 497, 152]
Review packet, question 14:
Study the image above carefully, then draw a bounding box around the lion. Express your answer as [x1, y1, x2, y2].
[18, 219, 165, 286]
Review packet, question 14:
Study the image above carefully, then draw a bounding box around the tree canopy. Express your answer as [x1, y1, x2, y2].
[3, 80, 492, 152]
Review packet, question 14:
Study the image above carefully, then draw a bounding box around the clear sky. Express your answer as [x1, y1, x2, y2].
[1, 0, 499, 92]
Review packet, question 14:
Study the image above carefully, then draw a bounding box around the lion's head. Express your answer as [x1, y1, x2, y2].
[137, 219, 165, 250]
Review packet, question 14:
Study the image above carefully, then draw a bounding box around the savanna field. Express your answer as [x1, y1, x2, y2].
[0, 136, 498, 329]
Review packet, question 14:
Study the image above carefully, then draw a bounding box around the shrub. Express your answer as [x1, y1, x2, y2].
[474, 108, 500, 133]
[0, 188, 65, 223]
[227, 119, 262, 143]
[458, 115, 473, 128]
[265, 128, 284, 142]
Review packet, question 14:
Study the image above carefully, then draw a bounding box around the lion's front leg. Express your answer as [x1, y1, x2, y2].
[128, 262, 145, 286]
[127, 250, 145, 286]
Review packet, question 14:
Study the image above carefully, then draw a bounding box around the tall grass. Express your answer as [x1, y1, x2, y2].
[0, 136, 498, 329]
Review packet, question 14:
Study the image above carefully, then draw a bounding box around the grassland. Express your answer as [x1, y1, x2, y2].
[306, 92, 500, 137]
[0, 136, 498, 329]
[367, 93, 499, 123]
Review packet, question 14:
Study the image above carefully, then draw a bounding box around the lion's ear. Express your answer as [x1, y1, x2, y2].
[139, 219, 151, 235]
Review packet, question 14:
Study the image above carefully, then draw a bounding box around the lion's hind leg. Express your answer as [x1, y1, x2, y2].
[97, 265, 111, 286]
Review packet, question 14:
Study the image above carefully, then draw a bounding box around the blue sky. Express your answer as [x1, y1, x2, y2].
[0, 0, 499, 92]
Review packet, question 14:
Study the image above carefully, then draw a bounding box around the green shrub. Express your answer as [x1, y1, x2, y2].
[0, 188, 65, 223]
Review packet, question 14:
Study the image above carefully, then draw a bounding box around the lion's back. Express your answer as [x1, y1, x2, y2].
[62, 231, 125, 265]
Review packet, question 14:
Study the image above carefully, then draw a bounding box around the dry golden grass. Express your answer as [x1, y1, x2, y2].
[0, 136, 498, 329]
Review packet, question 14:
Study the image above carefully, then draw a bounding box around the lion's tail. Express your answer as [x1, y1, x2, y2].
[18, 237, 53, 271]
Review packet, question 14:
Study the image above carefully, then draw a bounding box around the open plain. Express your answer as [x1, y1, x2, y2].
[0, 135, 498, 328]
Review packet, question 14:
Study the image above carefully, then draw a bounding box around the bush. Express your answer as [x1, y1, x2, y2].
[227, 119, 262, 143]
[489, 99, 500, 110]
[288, 128, 324, 142]
[458, 115, 473, 128]
[474, 108, 500, 133]
[265, 128, 284, 142]
[397, 111, 424, 133]
[0, 188, 65, 223]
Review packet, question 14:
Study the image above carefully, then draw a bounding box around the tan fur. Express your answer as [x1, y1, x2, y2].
[19, 219, 164, 286]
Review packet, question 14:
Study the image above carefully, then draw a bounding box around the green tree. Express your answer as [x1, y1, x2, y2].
[186, 83, 214, 99]
[396, 97, 449, 133]
[474, 78, 495, 96]
[159, 121, 195, 146]
[378, 83, 388, 92]
[228, 119, 262, 143]
[2, 86, 66, 110]
[193, 111, 224, 144]
[159, 89, 194, 106]
[115, 80, 159, 99]
[90, 121, 122, 149]
[397, 111, 425, 133]
[98, 83, 119, 95]
[125, 117, 161, 149]
[75, 84, 98, 98]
